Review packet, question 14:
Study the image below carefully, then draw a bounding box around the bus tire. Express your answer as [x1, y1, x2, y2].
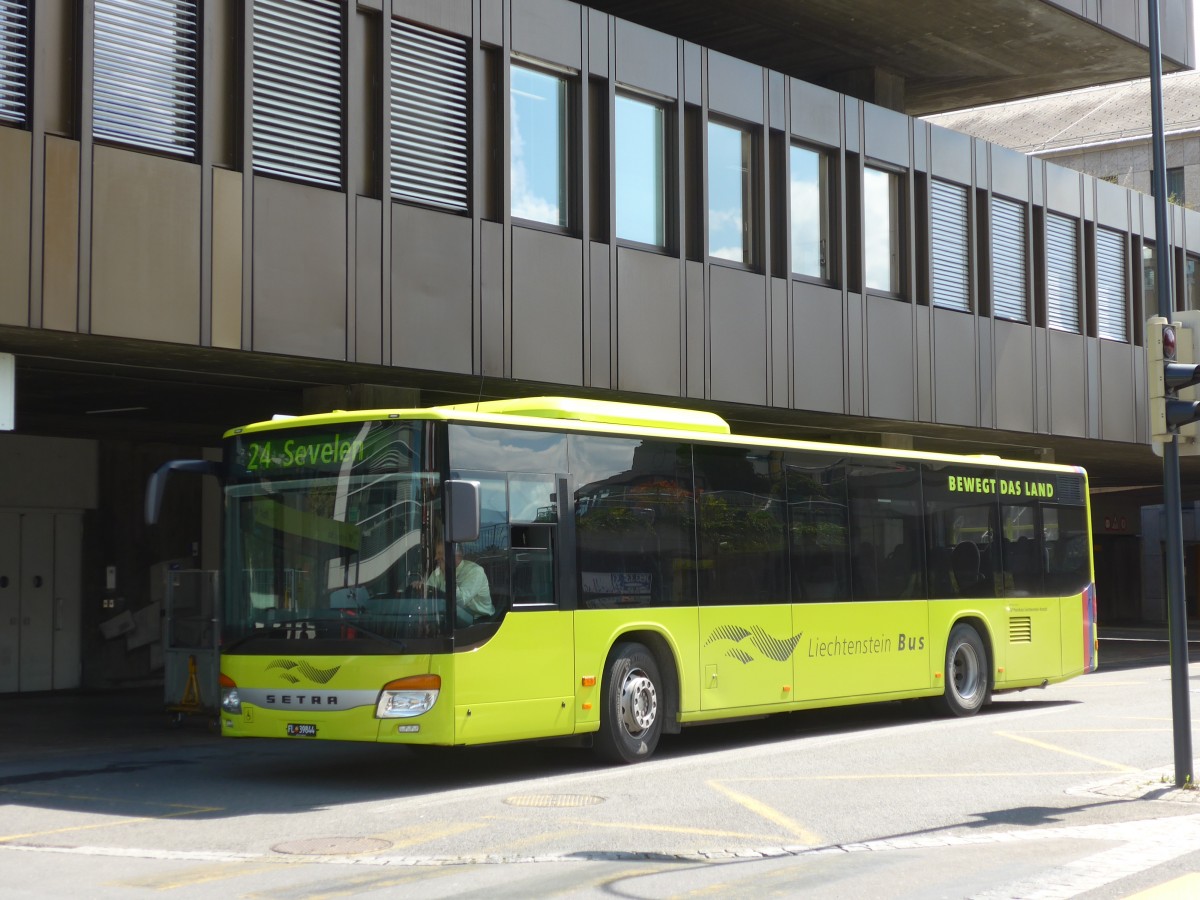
[939, 623, 989, 717]
[594, 642, 663, 764]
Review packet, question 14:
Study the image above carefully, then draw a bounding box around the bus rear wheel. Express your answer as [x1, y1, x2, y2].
[594, 642, 663, 764]
[939, 623, 990, 717]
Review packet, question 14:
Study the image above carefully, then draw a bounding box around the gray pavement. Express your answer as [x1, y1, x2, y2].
[2, 629, 1200, 898]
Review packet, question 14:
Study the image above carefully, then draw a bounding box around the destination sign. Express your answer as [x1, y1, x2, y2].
[239, 433, 366, 474]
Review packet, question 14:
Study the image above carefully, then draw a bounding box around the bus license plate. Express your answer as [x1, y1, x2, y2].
[287, 724, 317, 737]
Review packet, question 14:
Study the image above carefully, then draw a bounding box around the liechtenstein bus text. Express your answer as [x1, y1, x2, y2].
[169, 397, 1096, 763]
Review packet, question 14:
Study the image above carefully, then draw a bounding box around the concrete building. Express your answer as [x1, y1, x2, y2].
[0, 0, 1195, 693]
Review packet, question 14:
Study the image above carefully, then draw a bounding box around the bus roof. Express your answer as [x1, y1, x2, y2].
[224, 396, 1085, 476]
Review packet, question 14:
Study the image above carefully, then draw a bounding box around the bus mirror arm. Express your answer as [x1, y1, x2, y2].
[145, 459, 222, 525]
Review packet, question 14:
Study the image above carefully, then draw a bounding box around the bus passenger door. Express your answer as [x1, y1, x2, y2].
[453, 473, 575, 745]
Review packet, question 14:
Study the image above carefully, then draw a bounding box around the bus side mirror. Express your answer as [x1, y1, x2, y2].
[445, 479, 481, 544]
[145, 459, 222, 524]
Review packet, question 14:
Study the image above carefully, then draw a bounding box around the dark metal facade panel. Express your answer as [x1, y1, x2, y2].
[708, 51, 763, 124]
[932, 306, 978, 426]
[770, 277, 788, 408]
[791, 283, 844, 414]
[250, 175, 347, 360]
[864, 295, 916, 420]
[990, 144, 1030, 202]
[614, 18, 676, 97]
[390, 202, 473, 374]
[685, 260, 705, 397]
[709, 265, 767, 404]
[511, 227, 584, 385]
[994, 319, 1037, 432]
[863, 103, 909, 169]
[399, 0, 472, 37]
[930, 125, 972, 185]
[790, 79, 840, 148]
[512, 0, 582, 70]
[355, 197, 383, 366]
[615, 247, 682, 395]
[1044, 164, 1082, 216]
[1048, 329, 1088, 436]
[1099, 338, 1136, 442]
[480, 221, 506, 377]
[589, 242, 611, 388]
[0, 126, 30, 325]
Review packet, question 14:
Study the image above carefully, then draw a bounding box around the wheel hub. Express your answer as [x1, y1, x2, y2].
[619, 668, 657, 735]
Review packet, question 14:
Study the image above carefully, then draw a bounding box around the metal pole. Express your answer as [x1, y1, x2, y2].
[1148, 0, 1193, 787]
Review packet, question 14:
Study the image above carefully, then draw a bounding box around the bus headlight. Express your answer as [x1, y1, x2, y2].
[219, 673, 242, 714]
[376, 674, 440, 718]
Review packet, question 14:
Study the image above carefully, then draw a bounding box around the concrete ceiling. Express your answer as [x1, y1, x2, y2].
[0, 328, 1184, 497]
[587, 0, 1190, 115]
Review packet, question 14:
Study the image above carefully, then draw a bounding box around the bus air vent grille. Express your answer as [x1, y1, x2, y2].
[1009, 616, 1032, 643]
[1055, 475, 1086, 505]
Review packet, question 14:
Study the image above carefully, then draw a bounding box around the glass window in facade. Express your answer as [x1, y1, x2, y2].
[1046, 213, 1080, 334]
[93, 0, 198, 157]
[390, 20, 469, 212]
[707, 120, 754, 265]
[252, 0, 344, 188]
[615, 93, 666, 247]
[864, 165, 902, 294]
[510, 63, 569, 228]
[930, 179, 970, 312]
[789, 144, 831, 280]
[991, 196, 1028, 323]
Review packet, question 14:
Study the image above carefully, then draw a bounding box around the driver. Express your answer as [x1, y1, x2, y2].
[422, 543, 494, 626]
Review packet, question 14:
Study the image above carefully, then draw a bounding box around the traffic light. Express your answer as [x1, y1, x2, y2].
[1147, 315, 1200, 449]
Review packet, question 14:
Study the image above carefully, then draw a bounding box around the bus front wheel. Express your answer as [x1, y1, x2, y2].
[939, 623, 990, 717]
[594, 642, 663, 764]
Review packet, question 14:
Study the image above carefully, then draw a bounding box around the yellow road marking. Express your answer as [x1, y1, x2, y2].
[0, 807, 221, 843]
[994, 730, 1138, 772]
[705, 779, 822, 845]
[121, 861, 287, 892]
[368, 821, 487, 849]
[562, 818, 786, 842]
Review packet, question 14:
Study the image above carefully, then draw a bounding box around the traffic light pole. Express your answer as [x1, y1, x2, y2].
[1148, 0, 1193, 787]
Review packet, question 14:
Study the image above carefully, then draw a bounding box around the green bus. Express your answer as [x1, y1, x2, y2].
[148, 396, 1097, 763]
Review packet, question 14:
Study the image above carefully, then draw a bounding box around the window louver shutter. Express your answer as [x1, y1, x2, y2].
[93, 0, 198, 156]
[0, 0, 29, 126]
[1046, 213, 1080, 334]
[1095, 227, 1129, 342]
[991, 197, 1028, 323]
[931, 180, 970, 312]
[390, 20, 469, 212]
[253, 0, 344, 188]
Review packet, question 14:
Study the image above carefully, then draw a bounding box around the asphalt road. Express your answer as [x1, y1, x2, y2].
[2, 637, 1200, 899]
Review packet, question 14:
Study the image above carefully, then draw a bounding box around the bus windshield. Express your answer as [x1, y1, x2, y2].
[222, 420, 447, 651]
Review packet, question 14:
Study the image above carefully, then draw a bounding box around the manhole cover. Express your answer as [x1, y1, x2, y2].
[504, 794, 605, 808]
[272, 837, 393, 856]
